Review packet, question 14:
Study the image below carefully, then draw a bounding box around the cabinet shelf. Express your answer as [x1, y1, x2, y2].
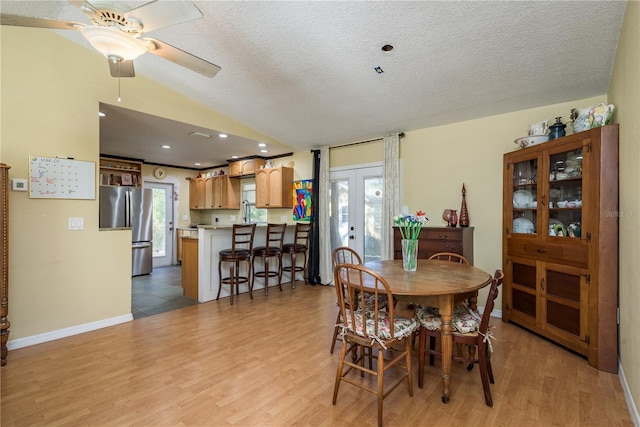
[99, 157, 142, 187]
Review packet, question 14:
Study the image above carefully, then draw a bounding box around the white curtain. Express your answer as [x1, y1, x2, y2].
[319, 145, 332, 284]
[382, 134, 401, 260]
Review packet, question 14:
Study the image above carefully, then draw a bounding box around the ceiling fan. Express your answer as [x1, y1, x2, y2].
[0, 0, 221, 78]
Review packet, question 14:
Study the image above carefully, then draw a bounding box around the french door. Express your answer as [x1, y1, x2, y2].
[145, 182, 174, 268]
[329, 163, 383, 264]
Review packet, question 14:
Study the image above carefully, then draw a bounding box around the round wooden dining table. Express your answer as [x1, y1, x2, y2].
[364, 258, 493, 403]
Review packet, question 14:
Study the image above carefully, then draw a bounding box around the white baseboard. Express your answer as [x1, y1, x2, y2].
[619, 360, 640, 427]
[6, 314, 133, 350]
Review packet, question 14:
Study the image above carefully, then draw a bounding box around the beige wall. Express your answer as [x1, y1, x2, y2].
[609, 0, 640, 416]
[1, 26, 281, 340]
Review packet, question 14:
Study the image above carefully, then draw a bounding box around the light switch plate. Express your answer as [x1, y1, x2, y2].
[230, 215, 236, 221]
[68, 217, 84, 230]
[182, 215, 189, 221]
[280, 216, 287, 222]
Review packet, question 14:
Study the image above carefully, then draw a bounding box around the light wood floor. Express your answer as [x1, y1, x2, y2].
[1, 283, 633, 426]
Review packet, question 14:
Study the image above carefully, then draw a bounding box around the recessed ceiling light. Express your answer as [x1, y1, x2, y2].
[381, 44, 394, 52]
[189, 131, 211, 138]
[374, 66, 384, 74]
[231, 155, 238, 159]
[194, 162, 201, 166]
[258, 143, 266, 147]
[260, 149, 268, 153]
[162, 145, 171, 149]
[98, 112, 106, 117]
[218, 133, 228, 138]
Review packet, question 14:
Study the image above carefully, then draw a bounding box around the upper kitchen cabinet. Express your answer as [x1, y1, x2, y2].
[99, 157, 142, 187]
[255, 166, 293, 208]
[212, 175, 240, 209]
[228, 159, 266, 177]
[502, 124, 619, 373]
[188, 177, 207, 209]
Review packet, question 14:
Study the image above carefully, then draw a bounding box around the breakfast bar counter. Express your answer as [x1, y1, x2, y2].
[195, 225, 295, 302]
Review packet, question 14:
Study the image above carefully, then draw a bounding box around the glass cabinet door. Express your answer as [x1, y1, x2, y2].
[546, 147, 583, 239]
[511, 158, 538, 235]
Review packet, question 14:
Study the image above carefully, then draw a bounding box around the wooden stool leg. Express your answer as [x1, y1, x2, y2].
[247, 259, 253, 300]
[216, 261, 223, 301]
[290, 252, 297, 288]
[264, 257, 270, 296]
[276, 255, 283, 292]
[229, 263, 235, 305]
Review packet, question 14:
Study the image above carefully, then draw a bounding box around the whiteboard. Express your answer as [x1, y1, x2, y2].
[29, 156, 96, 199]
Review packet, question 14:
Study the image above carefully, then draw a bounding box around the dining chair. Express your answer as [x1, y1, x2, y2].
[330, 247, 362, 354]
[428, 252, 470, 265]
[410, 252, 472, 349]
[251, 223, 287, 296]
[281, 222, 312, 288]
[217, 224, 256, 305]
[417, 269, 504, 407]
[332, 263, 417, 427]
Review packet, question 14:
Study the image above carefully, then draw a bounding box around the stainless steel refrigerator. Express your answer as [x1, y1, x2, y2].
[99, 186, 153, 276]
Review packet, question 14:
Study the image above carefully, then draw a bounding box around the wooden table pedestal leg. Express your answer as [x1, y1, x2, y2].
[439, 295, 453, 403]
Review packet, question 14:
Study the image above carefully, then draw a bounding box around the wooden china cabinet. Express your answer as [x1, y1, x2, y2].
[502, 124, 618, 373]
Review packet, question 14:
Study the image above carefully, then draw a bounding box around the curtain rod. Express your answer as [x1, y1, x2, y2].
[310, 132, 404, 152]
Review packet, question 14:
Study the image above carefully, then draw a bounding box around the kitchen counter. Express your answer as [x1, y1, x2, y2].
[195, 225, 295, 303]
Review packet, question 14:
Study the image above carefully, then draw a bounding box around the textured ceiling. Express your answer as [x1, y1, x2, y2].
[1, 1, 627, 169]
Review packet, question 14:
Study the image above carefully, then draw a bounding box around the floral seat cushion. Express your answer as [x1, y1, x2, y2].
[415, 303, 481, 334]
[343, 309, 417, 341]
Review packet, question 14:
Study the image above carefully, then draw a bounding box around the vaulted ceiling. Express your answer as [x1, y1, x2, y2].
[1, 1, 627, 168]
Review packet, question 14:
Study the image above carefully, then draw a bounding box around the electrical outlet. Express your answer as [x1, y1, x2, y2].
[280, 216, 287, 222]
[182, 215, 189, 221]
[230, 215, 236, 222]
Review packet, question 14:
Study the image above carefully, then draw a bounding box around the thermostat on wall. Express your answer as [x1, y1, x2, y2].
[11, 178, 27, 192]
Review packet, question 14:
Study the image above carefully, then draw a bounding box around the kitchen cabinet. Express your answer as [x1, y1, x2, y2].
[177, 228, 198, 263]
[188, 177, 206, 209]
[99, 157, 142, 187]
[502, 124, 618, 373]
[212, 175, 240, 209]
[181, 236, 199, 300]
[393, 226, 474, 265]
[255, 166, 294, 208]
[228, 158, 266, 177]
[204, 177, 215, 208]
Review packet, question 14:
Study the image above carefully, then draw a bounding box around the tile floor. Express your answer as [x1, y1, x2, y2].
[131, 265, 199, 319]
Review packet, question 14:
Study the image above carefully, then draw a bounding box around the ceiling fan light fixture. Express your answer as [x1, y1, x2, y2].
[80, 26, 147, 61]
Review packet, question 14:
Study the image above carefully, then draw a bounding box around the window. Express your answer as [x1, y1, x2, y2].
[242, 182, 267, 224]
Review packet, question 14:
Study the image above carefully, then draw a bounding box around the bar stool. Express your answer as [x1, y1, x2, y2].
[282, 222, 311, 288]
[251, 223, 287, 296]
[217, 224, 256, 305]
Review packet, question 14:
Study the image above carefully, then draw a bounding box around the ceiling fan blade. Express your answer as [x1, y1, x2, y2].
[143, 37, 220, 78]
[0, 14, 84, 30]
[126, 1, 202, 34]
[109, 59, 135, 78]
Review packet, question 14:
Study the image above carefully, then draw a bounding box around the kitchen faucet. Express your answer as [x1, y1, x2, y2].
[242, 200, 250, 224]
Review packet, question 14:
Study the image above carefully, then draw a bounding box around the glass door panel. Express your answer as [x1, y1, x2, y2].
[329, 165, 383, 264]
[512, 158, 538, 235]
[548, 148, 583, 239]
[147, 182, 174, 268]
